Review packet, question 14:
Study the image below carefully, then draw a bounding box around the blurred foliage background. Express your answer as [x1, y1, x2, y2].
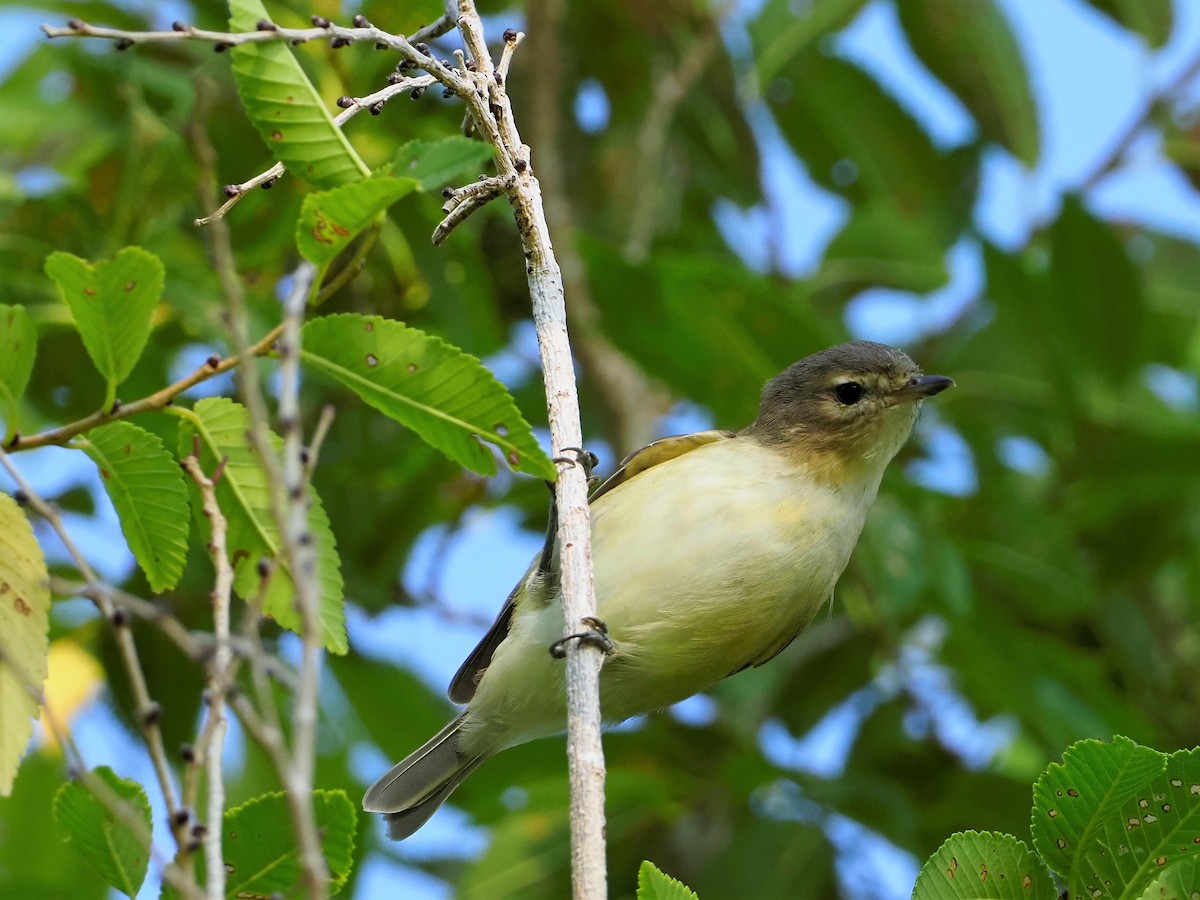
[2, 0, 1200, 897]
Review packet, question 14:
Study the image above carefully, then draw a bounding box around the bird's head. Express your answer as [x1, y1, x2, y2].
[747, 341, 954, 482]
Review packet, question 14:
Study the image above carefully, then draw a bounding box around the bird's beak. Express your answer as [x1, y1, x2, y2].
[895, 374, 955, 403]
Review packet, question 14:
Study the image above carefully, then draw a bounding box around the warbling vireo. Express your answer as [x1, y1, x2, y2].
[364, 340, 954, 838]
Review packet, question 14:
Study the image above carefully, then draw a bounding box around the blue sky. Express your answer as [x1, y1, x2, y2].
[3, 0, 1200, 897]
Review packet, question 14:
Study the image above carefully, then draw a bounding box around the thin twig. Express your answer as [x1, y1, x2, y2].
[451, 3, 609, 895]
[178, 453, 234, 900]
[275, 261, 329, 898]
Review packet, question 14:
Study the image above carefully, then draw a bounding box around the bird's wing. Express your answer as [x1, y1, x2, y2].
[446, 429, 737, 705]
[587, 429, 737, 503]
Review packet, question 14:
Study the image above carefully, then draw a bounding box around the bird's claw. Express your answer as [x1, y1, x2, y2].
[549, 616, 613, 659]
[552, 447, 600, 479]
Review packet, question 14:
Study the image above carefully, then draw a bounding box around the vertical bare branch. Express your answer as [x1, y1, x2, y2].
[453, 3, 608, 894]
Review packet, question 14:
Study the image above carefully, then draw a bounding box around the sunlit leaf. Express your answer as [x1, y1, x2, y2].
[296, 176, 416, 274]
[0, 303, 36, 439]
[228, 0, 370, 187]
[911, 831, 1057, 899]
[392, 137, 496, 191]
[176, 398, 348, 654]
[0, 491, 50, 796]
[43, 248, 164, 409]
[638, 861, 700, 900]
[300, 314, 555, 479]
[78, 421, 189, 593]
[896, 0, 1039, 166]
[52, 767, 151, 898]
[1031, 736, 1166, 886]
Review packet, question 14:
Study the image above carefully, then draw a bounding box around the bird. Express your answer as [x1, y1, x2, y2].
[363, 340, 954, 839]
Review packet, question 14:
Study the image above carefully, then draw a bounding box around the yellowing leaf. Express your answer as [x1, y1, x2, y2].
[0, 491, 51, 796]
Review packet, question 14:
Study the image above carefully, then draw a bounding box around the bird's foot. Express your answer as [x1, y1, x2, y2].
[551, 446, 600, 488]
[549, 616, 614, 659]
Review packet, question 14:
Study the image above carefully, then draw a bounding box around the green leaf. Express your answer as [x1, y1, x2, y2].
[215, 790, 356, 897]
[638, 860, 700, 900]
[0, 491, 50, 796]
[52, 767, 151, 898]
[1031, 736, 1167, 890]
[296, 176, 417, 273]
[229, 0, 370, 187]
[762, 52, 973, 239]
[1136, 853, 1200, 900]
[911, 831, 1058, 899]
[896, 0, 1040, 166]
[0, 303, 37, 440]
[817, 200, 950, 293]
[77, 421, 190, 593]
[43, 248, 164, 409]
[392, 137, 496, 191]
[300, 314, 555, 480]
[750, 0, 871, 88]
[176, 398, 348, 654]
[1082, 0, 1173, 48]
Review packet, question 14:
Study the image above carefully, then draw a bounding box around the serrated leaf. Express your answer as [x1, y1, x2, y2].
[638, 860, 700, 900]
[1136, 853, 1200, 900]
[43, 248, 164, 408]
[896, 0, 1040, 166]
[214, 790, 356, 897]
[77, 421, 189, 593]
[176, 398, 347, 654]
[0, 491, 50, 796]
[1032, 736, 1167, 889]
[229, 0, 370, 187]
[296, 176, 416, 273]
[0, 304, 37, 440]
[392, 137, 496, 192]
[911, 831, 1058, 899]
[1062, 746, 1200, 900]
[52, 767, 151, 898]
[300, 314, 555, 479]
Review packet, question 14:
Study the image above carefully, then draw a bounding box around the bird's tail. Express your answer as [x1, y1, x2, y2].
[362, 713, 487, 840]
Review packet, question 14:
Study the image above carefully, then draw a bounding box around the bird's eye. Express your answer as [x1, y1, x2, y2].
[834, 382, 863, 405]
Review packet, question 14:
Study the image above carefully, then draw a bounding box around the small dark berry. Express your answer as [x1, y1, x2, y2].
[114, 38, 133, 51]
[206, 354, 220, 369]
[191, 823, 209, 838]
[503, 28, 518, 42]
[414, 42, 430, 56]
[441, 186, 454, 199]
[375, 42, 388, 50]
[255, 19, 276, 31]
[213, 42, 228, 53]
[180, 744, 195, 763]
[223, 183, 241, 198]
[110, 607, 128, 628]
[260, 177, 276, 190]
[370, 101, 384, 115]
[66, 17, 85, 30]
[386, 72, 403, 85]
[311, 15, 330, 27]
[514, 159, 528, 173]
[443, 87, 454, 98]
[352, 14, 369, 27]
[171, 20, 187, 32]
[397, 59, 411, 71]
[410, 87, 424, 99]
[172, 808, 190, 827]
[336, 95, 355, 108]
[331, 37, 350, 49]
